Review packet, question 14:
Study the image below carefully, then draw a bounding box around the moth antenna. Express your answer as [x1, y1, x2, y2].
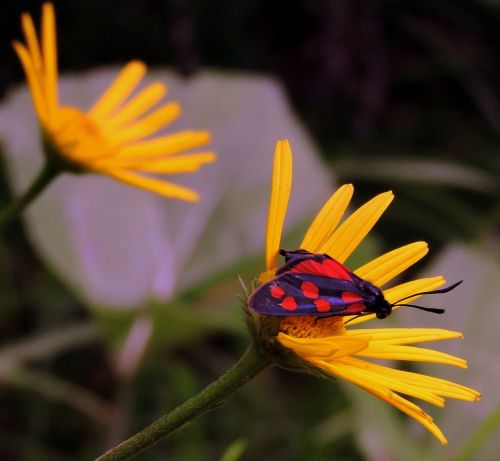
[392, 280, 463, 306]
[394, 303, 445, 314]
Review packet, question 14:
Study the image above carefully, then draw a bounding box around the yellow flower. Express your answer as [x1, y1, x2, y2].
[255, 139, 480, 444]
[13, 3, 215, 201]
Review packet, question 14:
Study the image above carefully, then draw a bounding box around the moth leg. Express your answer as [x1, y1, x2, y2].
[344, 314, 363, 325]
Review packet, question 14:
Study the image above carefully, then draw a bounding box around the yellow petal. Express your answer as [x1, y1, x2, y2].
[89, 61, 146, 120]
[103, 169, 199, 201]
[355, 242, 428, 287]
[312, 358, 448, 444]
[119, 131, 211, 159]
[103, 82, 167, 130]
[352, 360, 480, 401]
[135, 152, 217, 173]
[301, 184, 354, 253]
[12, 41, 48, 123]
[320, 191, 394, 263]
[344, 276, 445, 326]
[41, 2, 58, 117]
[277, 333, 368, 360]
[95, 150, 215, 171]
[264, 140, 292, 273]
[347, 328, 463, 345]
[357, 343, 468, 368]
[336, 357, 445, 406]
[21, 13, 42, 74]
[258, 269, 278, 284]
[383, 276, 446, 305]
[107, 102, 180, 145]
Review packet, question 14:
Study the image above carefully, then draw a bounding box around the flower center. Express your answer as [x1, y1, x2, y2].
[280, 316, 345, 338]
[47, 107, 115, 164]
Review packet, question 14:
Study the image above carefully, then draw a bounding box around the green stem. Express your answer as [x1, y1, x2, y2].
[94, 345, 269, 461]
[0, 161, 60, 228]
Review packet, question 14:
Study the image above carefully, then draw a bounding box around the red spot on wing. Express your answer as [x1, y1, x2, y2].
[344, 303, 365, 314]
[341, 291, 365, 314]
[291, 258, 352, 281]
[270, 285, 285, 299]
[280, 296, 298, 311]
[314, 298, 331, 312]
[301, 281, 319, 299]
[341, 291, 363, 303]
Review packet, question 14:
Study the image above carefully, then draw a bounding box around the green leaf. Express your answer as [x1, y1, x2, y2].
[219, 438, 247, 461]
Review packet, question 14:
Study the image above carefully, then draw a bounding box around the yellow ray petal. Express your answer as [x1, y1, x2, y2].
[348, 359, 480, 401]
[343, 276, 445, 326]
[355, 242, 428, 287]
[383, 276, 446, 305]
[277, 333, 368, 360]
[347, 328, 463, 345]
[103, 82, 167, 130]
[103, 169, 199, 201]
[21, 13, 43, 74]
[12, 41, 48, 122]
[94, 151, 215, 171]
[119, 130, 211, 159]
[356, 343, 468, 368]
[134, 152, 216, 173]
[312, 358, 447, 444]
[301, 184, 354, 253]
[89, 61, 146, 120]
[320, 191, 394, 263]
[41, 2, 58, 117]
[336, 357, 445, 406]
[107, 102, 180, 145]
[264, 140, 292, 274]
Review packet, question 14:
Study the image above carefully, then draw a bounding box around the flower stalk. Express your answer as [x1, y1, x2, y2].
[0, 161, 60, 228]
[94, 345, 269, 461]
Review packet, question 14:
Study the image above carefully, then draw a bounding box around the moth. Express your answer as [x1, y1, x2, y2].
[249, 249, 461, 319]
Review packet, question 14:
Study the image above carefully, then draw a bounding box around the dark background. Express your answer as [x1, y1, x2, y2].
[3, 0, 500, 244]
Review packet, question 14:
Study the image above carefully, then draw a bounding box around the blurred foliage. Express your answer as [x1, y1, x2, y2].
[0, 0, 500, 460]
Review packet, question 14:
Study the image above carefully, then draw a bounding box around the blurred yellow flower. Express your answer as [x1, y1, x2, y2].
[13, 3, 215, 201]
[255, 139, 480, 444]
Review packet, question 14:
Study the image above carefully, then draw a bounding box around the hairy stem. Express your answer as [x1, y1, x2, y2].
[95, 345, 269, 461]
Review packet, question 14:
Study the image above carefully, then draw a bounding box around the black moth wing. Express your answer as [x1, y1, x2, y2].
[249, 270, 369, 316]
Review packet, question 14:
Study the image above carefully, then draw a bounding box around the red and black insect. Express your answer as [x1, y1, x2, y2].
[249, 249, 461, 319]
